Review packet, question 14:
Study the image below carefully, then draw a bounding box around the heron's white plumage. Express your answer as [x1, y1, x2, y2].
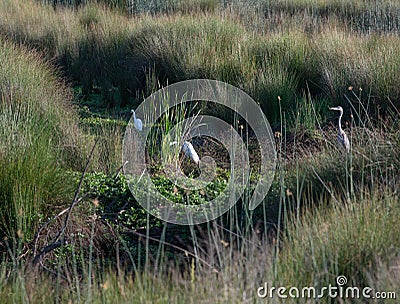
[337, 131, 350, 153]
[329, 106, 350, 153]
[182, 141, 200, 164]
[170, 140, 200, 164]
[131, 109, 142, 131]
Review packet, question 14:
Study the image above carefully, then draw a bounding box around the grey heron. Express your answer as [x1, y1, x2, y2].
[131, 109, 142, 131]
[329, 106, 350, 153]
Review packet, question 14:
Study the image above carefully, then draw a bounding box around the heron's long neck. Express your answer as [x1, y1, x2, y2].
[337, 111, 344, 133]
[132, 111, 136, 120]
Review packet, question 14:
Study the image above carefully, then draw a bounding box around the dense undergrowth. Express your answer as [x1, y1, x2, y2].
[0, 0, 399, 303]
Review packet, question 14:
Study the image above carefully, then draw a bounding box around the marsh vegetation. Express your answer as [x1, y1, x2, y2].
[0, 0, 399, 302]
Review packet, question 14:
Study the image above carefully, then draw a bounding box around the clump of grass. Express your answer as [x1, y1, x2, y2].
[315, 31, 400, 110]
[0, 39, 85, 240]
[278, 188, 400, 289]
[288, 94, 329, 134]
[81, 119, 125, 173]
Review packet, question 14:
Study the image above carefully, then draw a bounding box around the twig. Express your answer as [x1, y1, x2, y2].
[33, 209, 68, 255]
[32, 241, 63, 265]
[114, 160, 128, 181]
[33, 143, 128, 255]
[32, 140, 98, 265]
[311, 167, 339, 204]
[55, 140, 98, 243]
[33, 197, 85, 256]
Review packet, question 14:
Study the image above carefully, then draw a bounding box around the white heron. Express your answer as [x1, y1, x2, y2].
[329, 106, 350, 153]
[170, 140, 200, 165]
[131, 109, 142, 131]
[182, 141, 200, 164]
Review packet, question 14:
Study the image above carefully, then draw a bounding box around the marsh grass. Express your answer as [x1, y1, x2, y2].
[3, 0, 400, 123]
[0, 40, 87, 241]
[79, 114, 126, 173]
[278, 186, 400, 292]
[0, 1, 400, 302]
[9, 90, 396, 302]
[264, 0, 400, 34]
[1, 184, 398, 303]
[1, 120, 399, 302]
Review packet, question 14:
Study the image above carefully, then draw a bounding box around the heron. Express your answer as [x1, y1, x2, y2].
[170, 140, 200, 165]
[329, 106, 350, 153]
[131, 109, 142, 131]
[182, 141, 200, 164]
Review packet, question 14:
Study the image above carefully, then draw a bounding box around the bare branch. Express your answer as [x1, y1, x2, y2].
[32, 140, 98, 265]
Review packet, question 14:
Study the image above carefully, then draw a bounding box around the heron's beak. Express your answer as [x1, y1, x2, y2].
[329, 107, 337, 111]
